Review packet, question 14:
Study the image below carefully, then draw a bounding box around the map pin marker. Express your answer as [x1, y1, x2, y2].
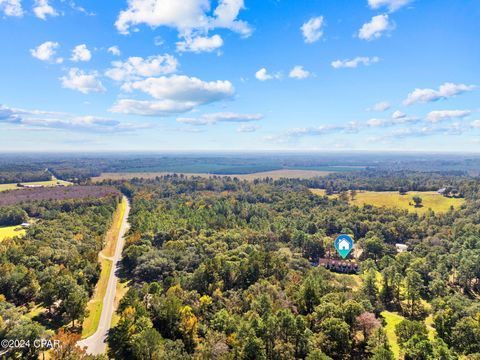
[335, 234, 354, 259]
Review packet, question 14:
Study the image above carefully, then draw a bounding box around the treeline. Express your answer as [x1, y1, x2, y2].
[107, 176, 480, 359]
[283, 170, 480, 199]
[0, 170, 51, 184]
[0, 195, 120, 359]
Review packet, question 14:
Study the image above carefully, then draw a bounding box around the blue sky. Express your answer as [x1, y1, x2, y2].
[0, 0, 479, 152]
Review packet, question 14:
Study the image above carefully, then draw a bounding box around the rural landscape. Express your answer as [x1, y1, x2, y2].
[1, 0, 479, 359]
[1, 153, 480, 360]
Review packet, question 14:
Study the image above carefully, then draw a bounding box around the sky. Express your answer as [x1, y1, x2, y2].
[0, 0, 479, 152]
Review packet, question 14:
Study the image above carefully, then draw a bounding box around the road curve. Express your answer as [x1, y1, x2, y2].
[78, 196, 130, 355]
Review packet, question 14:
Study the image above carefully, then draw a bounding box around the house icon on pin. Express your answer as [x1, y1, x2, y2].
[338, 239, 350, 251]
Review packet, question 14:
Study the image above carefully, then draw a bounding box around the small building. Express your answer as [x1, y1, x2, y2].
[437, 188, 447, 195]
[20, 222, 31, 228]
[318, 258, 359, 274]
[395, 243, 408, 253]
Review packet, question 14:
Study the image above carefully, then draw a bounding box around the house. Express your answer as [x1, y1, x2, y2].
[21, 222, 31, 228]
[318, 258, 359, 274]
[338, 238, 351, 251]
[395, 243, 408, 253]
[437, 188, 447, 195]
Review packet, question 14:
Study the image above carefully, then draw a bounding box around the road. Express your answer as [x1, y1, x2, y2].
[77, 196, 130, 355]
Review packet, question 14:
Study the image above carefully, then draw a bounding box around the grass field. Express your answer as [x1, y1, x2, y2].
[0, 179, 72, 192]
[381, 311, 404, 359]
[82, 258, 112, 338]
[0, 226, 26, 242]
[81, 197, 126, 338]
[94, 169, 332, 182]
[310, 189, 465, 214]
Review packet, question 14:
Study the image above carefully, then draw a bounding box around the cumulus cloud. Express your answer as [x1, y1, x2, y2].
[30, 41, 62, 62]
[123, 75, 234, 102]
[0, 104, 142, 133]
[115, 0, 252, 43]
[426, 110, 471, 123]
[332, 56, 380, 69]
[110, 99, 197, 116]
[470, 120, 480, 128]
[301, 16, 324, 43]
[366, 118, 386, 127]
[112, 75, 234, 116]
[289, 66, 311, 79]
[71, 44, 92, 62]
[403, 82, 476, 105]
[177, 34, 223, 53]
[177, 112, 263, 125]
[108, 46, 121, 56]
[237, 124, 260, 132]
[33, 0, 58, 20]
[358, 14, 393, 40]
[368, 101, 390, 112]
[0, 0, 23, 16]
[61, 68, 106, 94]
[255, 68, 280, 81]
[105, 54, 178, 81]
[368, 0, 413, 12]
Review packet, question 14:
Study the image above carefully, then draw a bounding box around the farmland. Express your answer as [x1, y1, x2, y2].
[0, 179, 72, 192]
[0, 186, 120, 206]
[93, 169, 333, 182]
[310, 189, 465, 214]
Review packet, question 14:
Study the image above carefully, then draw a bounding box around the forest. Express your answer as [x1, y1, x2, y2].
[0, 194, 121, 359]
[103, 175, 480, 360]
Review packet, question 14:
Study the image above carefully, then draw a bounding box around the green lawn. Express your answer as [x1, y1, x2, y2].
[0, 179, 72, 192]
[0, 226, 26, 242]
[311, 189, 465, 214]
[381, 311, 405, 360]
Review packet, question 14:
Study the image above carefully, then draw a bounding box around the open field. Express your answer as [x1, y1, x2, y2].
[0, 226, 26, 242]
[81, 197, 127, 339]
[310, 189, 465, 214]
[94, 169, 332, 182]
[381, 311, 404, 359]
[0, 179, 72, 192]
[0, 186, 120, 206]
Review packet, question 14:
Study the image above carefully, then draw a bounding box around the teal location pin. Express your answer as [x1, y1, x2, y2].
[335, 234, 354, 259]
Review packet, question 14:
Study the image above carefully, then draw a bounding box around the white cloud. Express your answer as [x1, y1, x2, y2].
[358, 14, 393, 40]
[289, 66, 311, 79]
[237, 124, 260, 132]
[426, 110, 471, 123]
[255, 68, 280, 81]
[392, 110, 405, 119]
[177, 112, 263, 125]
[105, 54, 178, 81]
[177, 34, 223, 53]
[403, 82, 476, 105]
[301, 16, 324, 43]
[61, 68, 106, 94]
[108, 46, 121, 56]
[368, 0, 412, 12]
[0, 104, 143, 133]
[332, 56, 380, 69]
[367, 118, 386, 127]
[123, 75, 233, 103]
[30, 41, 62, 62]
[115, 0, 252, 38]
[0, 0, 23, 16]
[113, 75, 234, 116]
[368, 101, 390, 112]
[470, 120, 480, 128]
[33, 0, 58, 20]
[110, 99, 197, 116]
[71, 44, 92, 62]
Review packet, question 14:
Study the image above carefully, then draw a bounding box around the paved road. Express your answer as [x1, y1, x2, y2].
[78, 196, 130, 355]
